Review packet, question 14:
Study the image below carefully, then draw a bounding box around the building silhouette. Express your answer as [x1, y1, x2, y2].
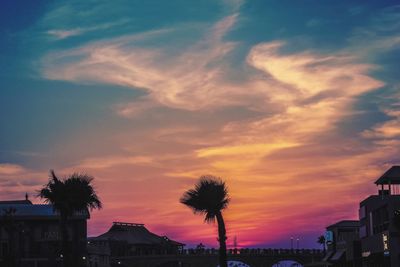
[0, 197, 89, 267]
[359, 166, 400, 267]
[318, 165, 400, 267]
[88, 222, 184, 266]
[322, 220, 361, 266]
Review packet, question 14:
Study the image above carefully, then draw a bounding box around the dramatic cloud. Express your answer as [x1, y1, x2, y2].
[3, 0, 400, 248]
[38, 6, 395, 247]
[42, 15, 241, 110]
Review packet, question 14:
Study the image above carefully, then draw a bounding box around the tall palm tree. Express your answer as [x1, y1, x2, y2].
[317, 235, 326, 254]
[180, 175, 230, 267]
[38, 170, 102, 267]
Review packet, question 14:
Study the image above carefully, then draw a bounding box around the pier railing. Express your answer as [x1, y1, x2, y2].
[178, 248, 322, 256]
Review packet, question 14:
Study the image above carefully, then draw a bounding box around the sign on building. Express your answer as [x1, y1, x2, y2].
[325, 231, 333, 244]
[382, 232, 389, 256]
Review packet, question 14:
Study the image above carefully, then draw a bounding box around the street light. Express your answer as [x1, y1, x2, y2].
[296, 238, 300, 249]
[291, 237, 294, 250]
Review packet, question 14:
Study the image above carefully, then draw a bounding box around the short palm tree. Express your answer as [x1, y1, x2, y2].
[317, 235, 326, 254]
[180, 175, 230, 267]
[39, 170, 102, 267]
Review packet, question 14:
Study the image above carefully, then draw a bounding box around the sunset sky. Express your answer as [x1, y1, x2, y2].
[1, 0, 400, 248]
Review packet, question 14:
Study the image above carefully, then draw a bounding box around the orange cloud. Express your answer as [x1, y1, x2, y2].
[37, 10, 398, 248]
[42, 15, 239, 111]
[0, 163, 28, 175]
[0, 164, 47, 200]
[363, 108, 400, 139]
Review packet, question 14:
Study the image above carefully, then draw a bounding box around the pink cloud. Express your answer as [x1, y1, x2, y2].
[37, 10, 400, 248]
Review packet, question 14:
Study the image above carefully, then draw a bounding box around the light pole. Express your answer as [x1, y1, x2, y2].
[296, 238, 300, 249]
[290, 237, 294, 250]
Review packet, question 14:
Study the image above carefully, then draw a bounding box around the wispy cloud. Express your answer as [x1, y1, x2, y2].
[77, 155, 153, 169]
[0, 163, 28, 175]
[42, 14, 239, 110]
[197, 142, 300, 158]
[222, 0, 244, 13]
[0, 163, 47, 201]
[362, 88, 400, 140]
[33, 1, 400, 247]
[47, 19, 130, 40]
[347, 4, 400, 56]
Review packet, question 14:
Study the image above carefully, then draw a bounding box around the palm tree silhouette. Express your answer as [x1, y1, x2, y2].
[180, 175, 230, 267]
[317, 235, 326, 254]
[39, 170, 102, 267]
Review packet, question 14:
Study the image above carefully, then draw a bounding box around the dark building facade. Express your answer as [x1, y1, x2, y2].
[318, 166, 400, 267]
[359, 166, 400, 267]
[0, 198, 89, 267]
[323, 220, 361, 267]
[88, 222, 184, 266]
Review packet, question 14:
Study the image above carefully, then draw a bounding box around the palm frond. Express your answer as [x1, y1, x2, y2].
[180, 175, 230, 223]
[317, 235, 325, 244]
[38, 170, 102, 217]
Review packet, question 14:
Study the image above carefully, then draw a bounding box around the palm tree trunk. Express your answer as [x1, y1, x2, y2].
[216, 212, 228, 267]
[60, 213, 70, 267]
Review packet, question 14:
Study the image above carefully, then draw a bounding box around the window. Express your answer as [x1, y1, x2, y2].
[360, 225, 367, 238]
[359, 206, 366, 219]
[372, 206, 389, 234]
[0, 242, 8, 257]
